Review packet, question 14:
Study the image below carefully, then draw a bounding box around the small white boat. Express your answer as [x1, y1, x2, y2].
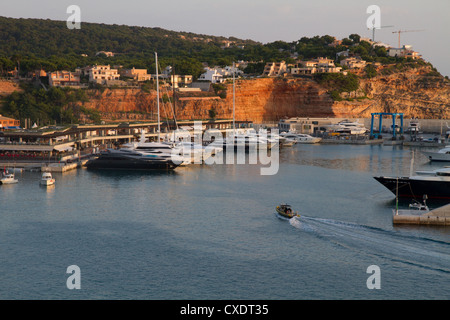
[0, 169, 18, 184]
[281, 138, 297, 147]
[40, 172, 55, 186]
[173, 141, 208, 165]
[422, 146, 450, 162]
[407, 119, 420, 133]
[280, 132, 321, 144]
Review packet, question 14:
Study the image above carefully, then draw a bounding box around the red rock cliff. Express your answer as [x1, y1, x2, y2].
[80, 65, 449, 123]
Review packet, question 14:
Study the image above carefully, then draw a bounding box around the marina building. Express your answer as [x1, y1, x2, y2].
[0, 114, 20, 130]
[279, 117, 336, 134]
[0, 119, 252, 164]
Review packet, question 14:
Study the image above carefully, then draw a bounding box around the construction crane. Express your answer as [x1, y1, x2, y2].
[368, 25, 394, 42]
[392, 29, 424, 48]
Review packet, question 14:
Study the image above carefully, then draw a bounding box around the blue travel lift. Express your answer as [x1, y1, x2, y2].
[370, 112, 404, 139]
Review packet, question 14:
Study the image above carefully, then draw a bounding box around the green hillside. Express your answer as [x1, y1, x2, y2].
[0, 16, 406, 78]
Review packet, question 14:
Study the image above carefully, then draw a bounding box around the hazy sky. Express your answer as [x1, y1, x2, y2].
[2, 0, 449, 76]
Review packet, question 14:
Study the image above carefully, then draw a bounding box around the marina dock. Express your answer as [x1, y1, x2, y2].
[393, 204, 450, 226]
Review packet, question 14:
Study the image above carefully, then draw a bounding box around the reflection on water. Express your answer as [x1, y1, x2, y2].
[282, 144, 443, 177]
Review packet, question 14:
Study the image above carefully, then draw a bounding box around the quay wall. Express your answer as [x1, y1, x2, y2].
[393, 204, 450, 226]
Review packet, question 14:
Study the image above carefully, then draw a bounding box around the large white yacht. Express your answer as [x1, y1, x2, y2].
[85, 133, 183, 170]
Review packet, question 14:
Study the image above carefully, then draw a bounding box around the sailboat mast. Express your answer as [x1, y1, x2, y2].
[233, 61, 235, 134]
[155, 52, 160, 141]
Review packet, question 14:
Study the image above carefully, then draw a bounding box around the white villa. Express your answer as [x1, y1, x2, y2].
[89, 65, 120, 84]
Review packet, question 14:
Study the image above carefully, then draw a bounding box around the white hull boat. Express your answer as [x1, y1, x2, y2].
[40, 172, 55, 186]
[0, 169, 18, 184]
[422, 146, 450, 162]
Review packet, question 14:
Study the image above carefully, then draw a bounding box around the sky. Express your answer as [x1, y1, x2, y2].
[2, 0, 450, 76]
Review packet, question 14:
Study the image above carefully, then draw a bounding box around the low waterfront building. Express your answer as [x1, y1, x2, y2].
[0, 119, 253, 163]
[0, 114, 20, 130]
[279, 117, 336, 134]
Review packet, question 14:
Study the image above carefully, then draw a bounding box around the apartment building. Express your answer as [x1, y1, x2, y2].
[262, 61, 287, 77]
[89, 65, 120, 84]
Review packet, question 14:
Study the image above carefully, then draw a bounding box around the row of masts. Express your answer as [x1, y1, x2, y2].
[154, 52, 237, 141]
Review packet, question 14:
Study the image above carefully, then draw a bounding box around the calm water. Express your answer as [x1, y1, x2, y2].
[1, 143, 449, 300]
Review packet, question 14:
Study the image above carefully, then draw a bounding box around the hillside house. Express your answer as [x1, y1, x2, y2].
[263, 61, 287, 77]
[48, 71, 81, 87]
[291, 57, 342, 75]
[340, 57, 367, 69]
[388, 45, 421, 60]
[120, 68, 151, 81]
[198, 67, 224, 83]
[89, 65, 120, 84]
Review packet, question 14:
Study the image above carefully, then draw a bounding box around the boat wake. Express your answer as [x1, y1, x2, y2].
[289, 216, 450, 274]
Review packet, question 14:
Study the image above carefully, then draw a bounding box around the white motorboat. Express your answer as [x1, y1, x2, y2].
[422, 146, 450, 162]
[280, 132, 321, 144]
[0, 169, 18, 184]
[281, 138, 296, 147]
[407, 119, 420, 133]
[40, 172, 55, 186]
[336, 120, 367, 135]
[173, 141, 209, 165]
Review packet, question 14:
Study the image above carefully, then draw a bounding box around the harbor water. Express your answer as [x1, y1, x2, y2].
[0, 143, 449, 299]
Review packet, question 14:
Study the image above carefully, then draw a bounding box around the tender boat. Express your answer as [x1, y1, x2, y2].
[40, 172, 55, 186]
[422, 146, 450, 162]
[0, 169, 18, 184]
[374, 167, 450, 199]
[275, 204, 299, 219]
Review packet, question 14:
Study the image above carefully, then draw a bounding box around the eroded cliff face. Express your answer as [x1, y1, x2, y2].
[80, 65, 449, 123]
[81, 78, 336, 123]
[332, 65, 450, 118]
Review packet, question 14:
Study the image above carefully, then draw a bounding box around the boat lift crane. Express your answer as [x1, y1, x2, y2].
[370, 113, 404, 139]
[392, 29, 424, 48]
